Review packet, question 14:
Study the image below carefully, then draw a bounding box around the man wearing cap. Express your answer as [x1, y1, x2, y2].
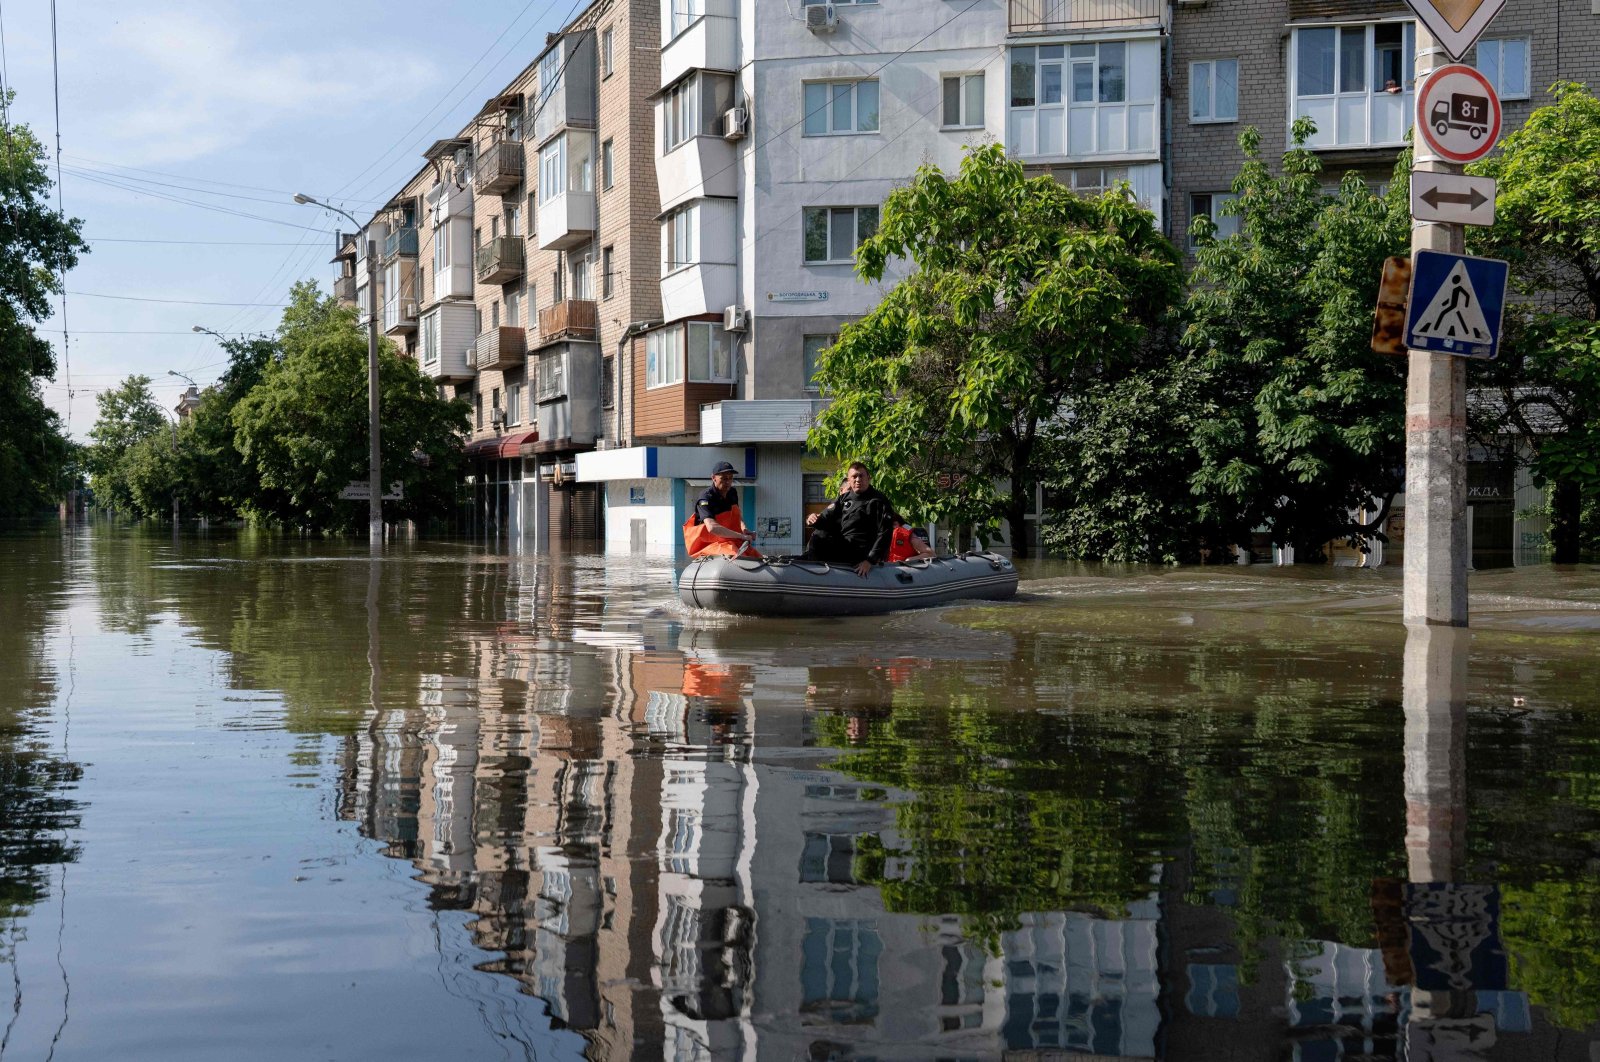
[682, 460, 761, 558]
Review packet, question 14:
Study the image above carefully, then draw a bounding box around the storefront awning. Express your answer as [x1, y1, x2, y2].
[465, 430, 539, 460]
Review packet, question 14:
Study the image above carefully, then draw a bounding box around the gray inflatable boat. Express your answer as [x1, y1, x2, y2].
[679, 552, 1018, 617]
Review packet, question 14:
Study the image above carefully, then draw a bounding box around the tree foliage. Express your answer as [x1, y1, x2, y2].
[232, 282, 468, 531]
[1468, 82, 1600, 561]
[1181, 120, 1411, 558]
[0, 96, 88, 515]
[807, 144, 1183, 555]
[86, 375, 169, 514]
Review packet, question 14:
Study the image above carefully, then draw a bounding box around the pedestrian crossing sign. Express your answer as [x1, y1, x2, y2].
[1405, 249, 1509, 359]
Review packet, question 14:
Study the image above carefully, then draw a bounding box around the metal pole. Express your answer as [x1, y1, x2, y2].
[365, 236, 384, 551]
[171, 417, 179, 526]
[1403, 25, 1469, 626]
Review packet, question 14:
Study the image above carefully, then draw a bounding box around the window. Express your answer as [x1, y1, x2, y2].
[506, 205, 520, 237]
[803, 79, 880, 136]
[602, 245, 615, 300]
[1190, 59, 1238, 123]
[506, 290, 520, 327]
[803, 206, 878, 264]
[1475, 38, 1529, 100]
[601, 26, 613, 78]
[1291, 23, 1417, 148]
[646, 327, 683, 388]
[491, 300, 501, 328]
[573, 137, 593, 193]
[570, 252, 592, 300]
[942, 73, 984, 129]
[646, 324, 732, 388]
[671, 0, 699, 38]
[664, 73, 735, 151]
[803, 334, 836, 391]
[539, 138, 565, 203]
[491, 388, 501, 425]
[539, 350, 566, 400]
[506, 383, 521, 426]
[475, 390, 484, 429]
[663, 203, 697, 273]
[539, 47, 561, 104]
[1189, 192, 1240, 248]
[1008, 41, 1158, 158]
[601, 355, 615, 409]
[601, 138, 614, 189]
[687, 322, 734, 383]
[804, 0, 875, 4]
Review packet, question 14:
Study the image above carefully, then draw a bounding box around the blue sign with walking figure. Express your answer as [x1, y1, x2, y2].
[1405, 249, 1509, 359]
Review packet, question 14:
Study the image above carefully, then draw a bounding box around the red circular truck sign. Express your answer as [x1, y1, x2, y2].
[1416, 64, 1502, 164]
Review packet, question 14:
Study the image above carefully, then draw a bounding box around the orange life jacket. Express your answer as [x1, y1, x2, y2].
[886, 525, 921, 563]
[683, 504, 763, 559]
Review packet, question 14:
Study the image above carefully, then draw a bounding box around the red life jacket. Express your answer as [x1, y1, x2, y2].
[886, 525, 921, 563]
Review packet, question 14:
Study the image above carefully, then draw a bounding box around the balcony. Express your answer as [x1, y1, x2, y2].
[475, 236, 525, 284]
[656, 134, 737, 212]
[536, 189, 596, 251]
[538, 299, 597, 343]
[661, 12, 738, 87]
[383, 296, 419, 335]
[333, 275, 356, 306]
[474, 140, 525, 195]
[1008, 0, 1166, 33]
[699, 399, 830, 445]
[473, 326, 527, 372]
[382, 226, 418, 261]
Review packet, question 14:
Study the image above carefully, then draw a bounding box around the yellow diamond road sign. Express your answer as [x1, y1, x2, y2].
[1403, 0, 1507, 60]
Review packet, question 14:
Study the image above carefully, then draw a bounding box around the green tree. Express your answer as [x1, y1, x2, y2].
[1183, 121, 1411, 559]
[232, 283, 467, 531]
[807, 144, 1183, 555]
[1468, 82, 1600, 562]
[0, 95, 88, 515]
[173, 335, 279, 522]
[1037, 365, 1220, 564]
[86, 374, 169, 515]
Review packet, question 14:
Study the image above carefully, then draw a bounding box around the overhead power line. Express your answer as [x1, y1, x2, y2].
[65, 290, 289, 307]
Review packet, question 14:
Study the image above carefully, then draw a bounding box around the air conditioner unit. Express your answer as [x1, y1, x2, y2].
[723, 305, 749, 331]
[804, 3, 837, 33]
[404, 300, 419, 319]
[722, 106, 748, 142]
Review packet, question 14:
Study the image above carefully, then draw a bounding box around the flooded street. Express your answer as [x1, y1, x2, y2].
[2, 525, 1599, 1060]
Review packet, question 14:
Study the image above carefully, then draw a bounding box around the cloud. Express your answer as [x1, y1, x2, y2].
[61, 5, 442, 167]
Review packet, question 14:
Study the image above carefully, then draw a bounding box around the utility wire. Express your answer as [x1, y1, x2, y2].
[66, 290, 289, 307]
[61, 152, 387, 204]
[49, 0, 72, 432]
[63, 168, 333, 231]
[330, 0, 567, 204]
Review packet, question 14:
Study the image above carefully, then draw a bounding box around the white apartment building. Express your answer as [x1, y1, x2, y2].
[582, 0, 1174, 555]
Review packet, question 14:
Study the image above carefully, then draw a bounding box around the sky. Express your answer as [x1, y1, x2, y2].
[5, 0, 585, 439]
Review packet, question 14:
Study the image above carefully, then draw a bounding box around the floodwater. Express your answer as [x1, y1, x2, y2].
[2, 526, 1599, 1061]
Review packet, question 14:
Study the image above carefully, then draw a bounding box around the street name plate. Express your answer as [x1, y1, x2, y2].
[340, 482, 404, 501]
[766, 291, 829, 303]
[1411, 171, 1496, 227]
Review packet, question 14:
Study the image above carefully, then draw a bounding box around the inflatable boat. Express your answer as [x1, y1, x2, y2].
[679, 552, 1018, 617]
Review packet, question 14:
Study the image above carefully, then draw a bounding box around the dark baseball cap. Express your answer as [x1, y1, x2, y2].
[711, 460, 738, 476]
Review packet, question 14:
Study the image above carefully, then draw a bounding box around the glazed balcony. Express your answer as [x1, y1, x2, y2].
[382, 226, 418, 262]
[538, 299, 597, 343]
[383, 296, 419, 336]
[333, 275, 356, 306]
[473, 140, 525, 196]
[475, 236, 525, 285]
[473, 326, 527, 372]
[1008, 0, 1165, 33]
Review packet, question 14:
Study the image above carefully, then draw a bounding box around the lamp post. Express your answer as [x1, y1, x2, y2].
[294, 192, 384, 550]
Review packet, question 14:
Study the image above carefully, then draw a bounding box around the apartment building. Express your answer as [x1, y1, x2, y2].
[1171, 0, 1600, 250]
[335, 0, 659, 547]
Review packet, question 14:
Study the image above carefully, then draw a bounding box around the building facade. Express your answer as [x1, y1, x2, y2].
[340, 0, 1600, 559]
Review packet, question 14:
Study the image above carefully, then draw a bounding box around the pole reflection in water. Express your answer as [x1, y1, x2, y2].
[1402, 626, 1506, 1061]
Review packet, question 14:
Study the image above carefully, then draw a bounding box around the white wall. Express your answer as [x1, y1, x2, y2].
[601, 478, 679, 553]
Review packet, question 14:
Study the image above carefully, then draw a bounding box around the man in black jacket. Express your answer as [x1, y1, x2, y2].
[801, 461, 897, 577]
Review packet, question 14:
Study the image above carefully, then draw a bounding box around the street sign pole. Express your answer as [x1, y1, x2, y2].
[1404, 25, 1469, 627]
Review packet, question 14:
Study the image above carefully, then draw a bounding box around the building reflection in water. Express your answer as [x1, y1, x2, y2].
[330, 555, 1585, 1061]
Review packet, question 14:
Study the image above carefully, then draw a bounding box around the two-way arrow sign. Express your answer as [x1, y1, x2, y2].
[1411, 171, 1497, 227]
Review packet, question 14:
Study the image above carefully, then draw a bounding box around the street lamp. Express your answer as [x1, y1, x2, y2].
[294, 192, 384, 550]
[191, 324, 225, 340]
